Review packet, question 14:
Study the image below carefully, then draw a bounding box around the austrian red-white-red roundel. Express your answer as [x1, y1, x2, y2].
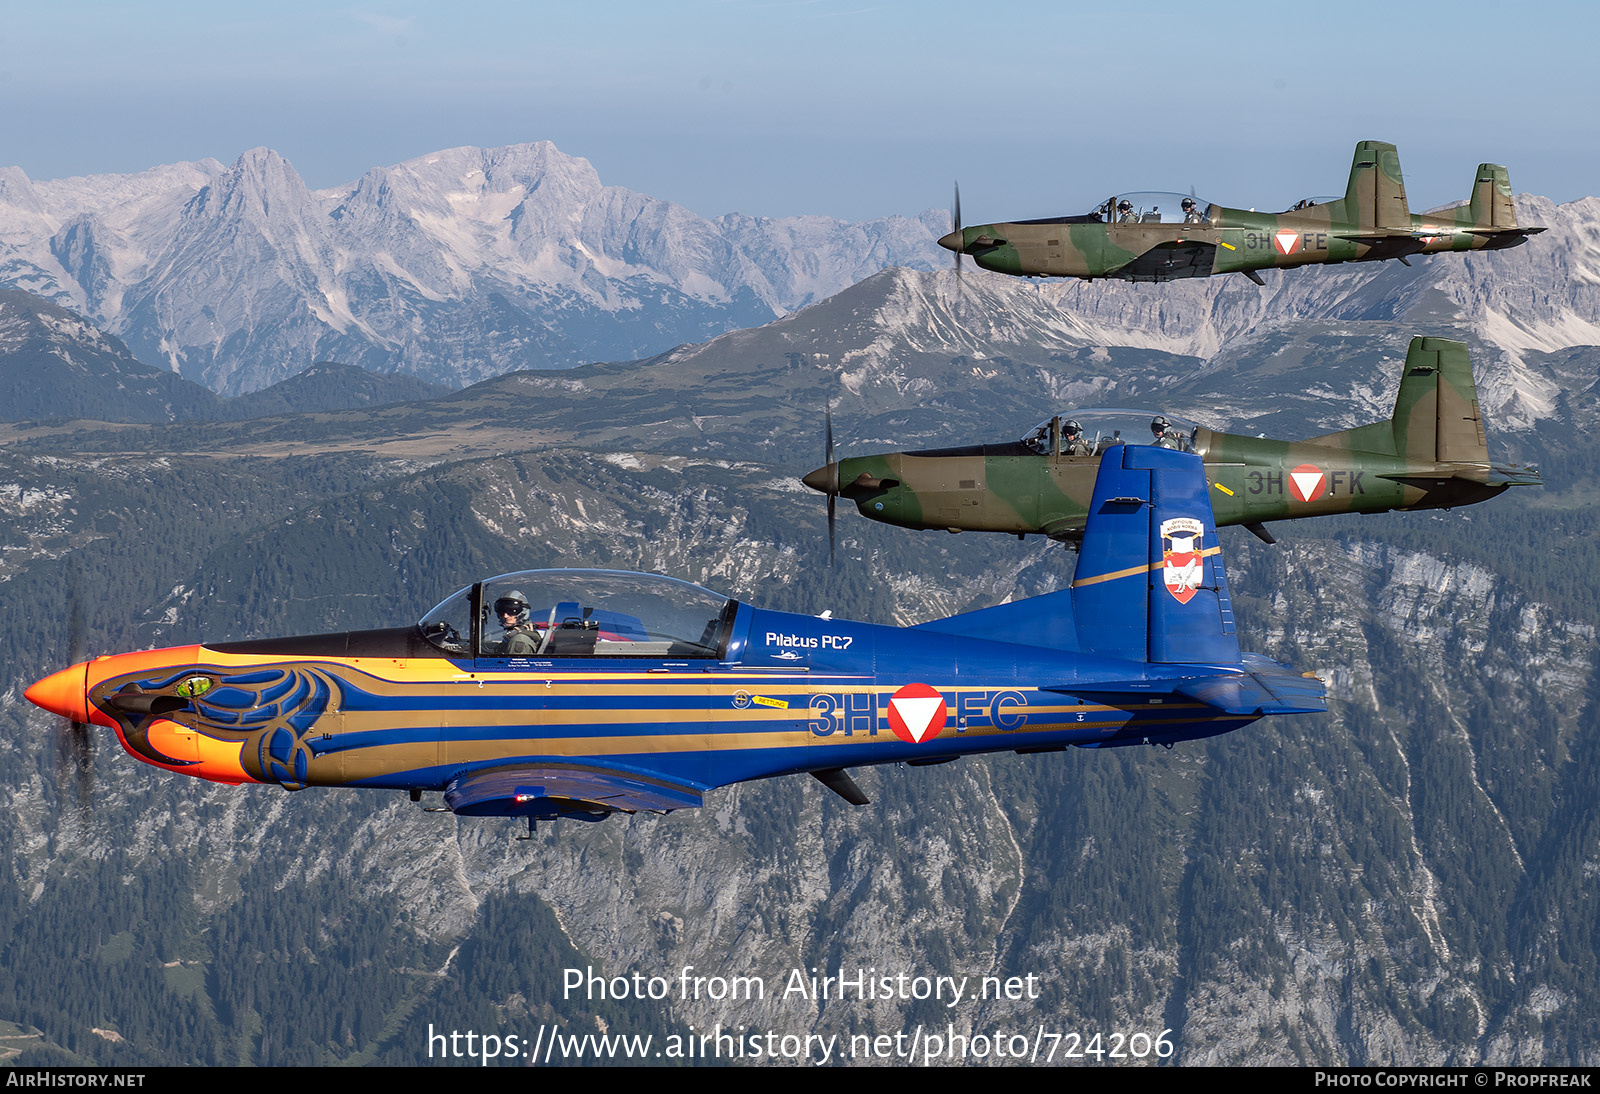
[1288, 464, 1327, 503]
[887, 683, 948, 744]
[1273, 230, 1301, 255]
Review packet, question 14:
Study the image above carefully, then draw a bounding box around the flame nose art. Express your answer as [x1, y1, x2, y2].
[26, 663, 90, 723]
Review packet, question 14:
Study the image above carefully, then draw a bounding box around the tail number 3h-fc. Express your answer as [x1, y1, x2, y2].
[809, 685, 1028, 739]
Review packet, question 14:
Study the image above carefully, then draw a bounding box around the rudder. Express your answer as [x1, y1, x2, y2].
[1070, 446, 1240, 665]
[1467, 163, 1519, 230]
[1391, 336, 1488, 464]
[1429, 337, 1489, 463]
[1340, 140, 1412, 231]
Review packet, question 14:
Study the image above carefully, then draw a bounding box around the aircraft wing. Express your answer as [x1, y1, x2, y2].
[1043, 655, 1326, 716]
[1111, 240, 1218, 281]
[1331, 233, 1427, 260]
[444, 763, 705, 818]
[1039, 517, 1085, 545]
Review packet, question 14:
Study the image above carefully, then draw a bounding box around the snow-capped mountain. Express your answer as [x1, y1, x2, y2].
[1, 141, 1596, 411]
[0, 144, 949, 393]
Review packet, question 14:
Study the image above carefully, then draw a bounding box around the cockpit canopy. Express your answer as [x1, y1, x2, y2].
[1022, 408, 1202, 456]
[418, 569, 736, 659]
[1093, 192, 1216, 225]
[1280, 195, 1340, 214]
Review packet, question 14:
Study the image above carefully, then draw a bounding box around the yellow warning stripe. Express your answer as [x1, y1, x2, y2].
[1070, 546, 1221, 589]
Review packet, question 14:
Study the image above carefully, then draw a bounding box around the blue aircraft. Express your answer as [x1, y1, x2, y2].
[26, 448, 1325, 828]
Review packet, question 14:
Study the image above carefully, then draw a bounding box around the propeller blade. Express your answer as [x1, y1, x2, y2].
[66, 720, 92, 810]
[824, 403, 836, 563]
[952, 181, 964, 283]
[62, 568, 92, 810]
[828, 492, 836, 565]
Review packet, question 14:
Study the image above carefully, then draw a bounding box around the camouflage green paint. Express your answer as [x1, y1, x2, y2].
[938, 143, 1542, 284]
[810, 338, 1539, 543]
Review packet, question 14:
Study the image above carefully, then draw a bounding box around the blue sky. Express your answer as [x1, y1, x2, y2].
[3, 1, 1594, 221]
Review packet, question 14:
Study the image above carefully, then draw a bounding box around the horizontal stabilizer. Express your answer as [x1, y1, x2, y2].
[446, 764, 704, 818]
[1177, 658, 1328, 715]
[1044, 657, 1326, 716]
[1488, 464, 1543, 486]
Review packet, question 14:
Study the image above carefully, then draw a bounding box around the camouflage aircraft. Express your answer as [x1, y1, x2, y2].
[802, 337, 1540, 546]
[937, 142, 1543, 284]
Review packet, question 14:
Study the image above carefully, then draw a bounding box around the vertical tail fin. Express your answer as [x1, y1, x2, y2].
[1070, 446, 1240, 665]
[1467, 163, 1519, 230]
[1308, 337, 1489, 464]
[1339, 140, 1412, 231]
[1390, 336, 1489, 464]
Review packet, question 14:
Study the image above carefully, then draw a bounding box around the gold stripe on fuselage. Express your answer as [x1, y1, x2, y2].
[329, 705, 1229, 765]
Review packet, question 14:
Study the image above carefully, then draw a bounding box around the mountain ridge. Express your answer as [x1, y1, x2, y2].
[6, 141, 1595, 403]
[0, 143, 950, 393]
[0, 289, 448, 423]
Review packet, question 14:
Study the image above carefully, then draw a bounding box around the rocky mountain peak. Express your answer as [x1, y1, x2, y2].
[184, 147, 315, 227]
[0, 166, 49, 225]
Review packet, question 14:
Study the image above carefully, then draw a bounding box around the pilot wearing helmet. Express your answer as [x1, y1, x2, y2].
[1182, 197, 1204, 223]
[1116, 200, 1136, 224]
[1061, 419, 1094, 456]
[1150, 415, 1184, 450]
[493, 589, 541, 656]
